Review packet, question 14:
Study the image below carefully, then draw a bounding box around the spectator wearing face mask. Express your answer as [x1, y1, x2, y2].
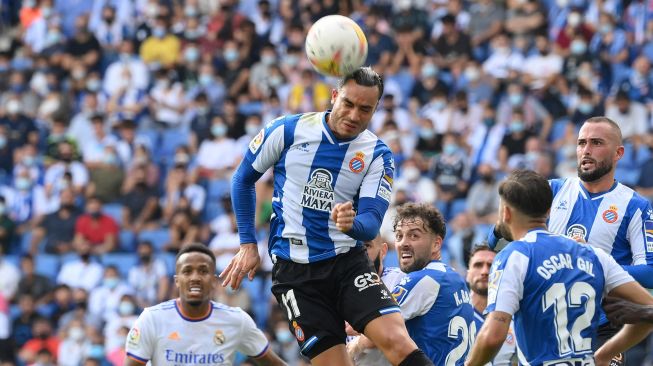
[88, 266, 133, 323]
[18, 316, 60, 364]
[73, 196, 119, 255]
[2, 168, 48, 235]
[57, 241, 104, 291]
[44, 140, 88, 199]
[127, 241, 168, 308]
[30, 188, 81, 255]
[0, 96, 39, 148]
[103, 294, 138, 352]
[195, 116, 240, 181]
[57, 318, 89, 366]
[139, 16, 180, 68]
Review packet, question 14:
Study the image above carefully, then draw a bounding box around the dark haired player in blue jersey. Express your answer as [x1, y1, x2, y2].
[467, 170, 653, 366]
[390, 203, 475, 365]
[222, 67, 433, 366]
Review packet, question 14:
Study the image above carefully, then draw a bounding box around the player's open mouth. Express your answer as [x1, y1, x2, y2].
[400, 252, 413, 260]
[189, 287, 202, 294]
[581, 158, 594, 167]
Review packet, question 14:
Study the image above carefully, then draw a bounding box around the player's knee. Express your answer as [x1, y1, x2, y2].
[373, 328, 415, 358]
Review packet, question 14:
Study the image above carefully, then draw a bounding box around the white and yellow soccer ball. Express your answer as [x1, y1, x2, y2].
[305, 15, 368, 77]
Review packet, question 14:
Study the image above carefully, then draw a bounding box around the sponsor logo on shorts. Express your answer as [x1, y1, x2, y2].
[301, 169, 334, 212]
[353, 272, 381, 292]
[566, 224, 587, 241]
[292, 321, 305, 342]
[214, 330, 226, 345]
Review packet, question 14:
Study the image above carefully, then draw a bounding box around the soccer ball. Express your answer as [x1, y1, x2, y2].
[305, 15, 368, 77]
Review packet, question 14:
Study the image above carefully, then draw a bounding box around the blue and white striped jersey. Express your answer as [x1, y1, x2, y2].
[390, 261, 475, 366]
[549, 177, 653, 266]
[471, 308, 516, 366]
[234, 112, 394, 264]
[487, 230, 633, 366]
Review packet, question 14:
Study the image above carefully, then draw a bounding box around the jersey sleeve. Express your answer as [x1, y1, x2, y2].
[358, 144, 394, 203]
[391, 272, 439, 320]
[486, 244, 529, 316]
[591, 246, 636, 295]
[236, 309, 270, 358]
[125, 308, 155, 364]
[244, 116, 287, 173]
[627, 199, 653, 266]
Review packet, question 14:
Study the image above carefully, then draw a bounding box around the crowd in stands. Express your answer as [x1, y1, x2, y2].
[0, 0, 652, 365]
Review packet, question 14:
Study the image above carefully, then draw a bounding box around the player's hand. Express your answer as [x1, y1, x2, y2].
[219, 243, 260, 290]
[572, 235, 586, 244]
[331, 201, 355, 232]
[603, 296, 647, 326]
[345, 322, 359, 336]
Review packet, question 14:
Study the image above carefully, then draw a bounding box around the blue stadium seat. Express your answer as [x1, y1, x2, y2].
[34, 254, 60, 281]
[158, 127, 190, 163]
[138, 229, 171, 252]
[157, 252, 178, 276]
[103, 203, 124, 226]
[4, 254, 20, 269]
[206, 179, 230, 199]
[119, 230, 137, 252]
[101, 253, 139, 278]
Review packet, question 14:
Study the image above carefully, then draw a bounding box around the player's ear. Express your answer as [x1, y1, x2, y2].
[615, 144, 625, 161]
[331, 88, 338, 105]
[381, 242, 388, 258]
[173, 275, 179, 289]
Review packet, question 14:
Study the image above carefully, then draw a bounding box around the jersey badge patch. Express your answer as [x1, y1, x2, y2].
[248, 129, 265, 154]
[292, 321, 305, 342]
[602, 206, 618, 224]
[128, 327, 140, 346]
[645, 220, 653, 253]
[349, 152, 365, 173]
[214, 330, 226, 345]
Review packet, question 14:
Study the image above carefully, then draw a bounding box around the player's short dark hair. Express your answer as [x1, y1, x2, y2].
[498, 169, 552, 219]
[583, 116, 623, 144]
[338, 66, 384, 101]
[393, 203, 446, 239]
[469, 244, 493, 262]
[176, 243, 216, 268]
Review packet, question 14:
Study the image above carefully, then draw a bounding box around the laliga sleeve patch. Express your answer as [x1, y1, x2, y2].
[645, 220, 653, 253]
[127, 327, 141, 346]
[487, 270, 503, 305]
[249, 129, 265, 154]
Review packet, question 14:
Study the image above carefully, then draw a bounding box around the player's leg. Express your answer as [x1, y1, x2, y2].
[338, 247, 433, 366]
[270, 256, 352, 366]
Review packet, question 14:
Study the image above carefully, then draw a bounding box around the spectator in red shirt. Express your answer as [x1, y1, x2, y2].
[73, 196, 119, 255]
[18, 316, 60, 364]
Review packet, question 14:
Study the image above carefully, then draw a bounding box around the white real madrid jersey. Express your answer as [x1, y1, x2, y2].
[125, 299, 268, 365]
[239, 112, 394, 263]
[549, 177, 653, 266]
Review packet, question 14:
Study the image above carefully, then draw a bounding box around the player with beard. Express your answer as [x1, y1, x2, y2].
[487, 117, 653, 364]
[466, 170, 653, 366]
[466, 245, 515, 365]
[124, 244, 286, 366]
[389, 203, 475, 365]
[347, 234, 404, 366]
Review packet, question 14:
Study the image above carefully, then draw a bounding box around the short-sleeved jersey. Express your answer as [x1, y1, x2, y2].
[240, 112, 394, 263]
[125, 299, 268, 366]
[391, 261, 475, 366]
[487, 230, 634, 365]
[549, 177, 653, 266]
[472, 309, 516, 366]
[351, 266, 405, 366]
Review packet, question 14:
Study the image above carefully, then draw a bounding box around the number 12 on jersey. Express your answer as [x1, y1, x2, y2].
[542, 282, 596, 356]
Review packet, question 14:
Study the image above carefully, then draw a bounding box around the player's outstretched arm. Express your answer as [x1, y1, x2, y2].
[219, 243, 260, 290]
[603, 296, 653, 325]
[465, 311, 511, 366]
[252, 348, 288, 366]
[595, 281, 653, 365]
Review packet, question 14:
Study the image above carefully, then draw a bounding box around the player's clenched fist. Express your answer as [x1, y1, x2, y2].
[331, 201, 356, 232]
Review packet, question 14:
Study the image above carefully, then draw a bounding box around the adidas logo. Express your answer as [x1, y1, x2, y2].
[168, 331, 180, 340]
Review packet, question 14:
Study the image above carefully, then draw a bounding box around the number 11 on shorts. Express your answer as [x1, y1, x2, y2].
[282, 289, 301, 319]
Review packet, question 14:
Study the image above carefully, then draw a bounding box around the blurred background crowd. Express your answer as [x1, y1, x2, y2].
[0, 0, 652, 365]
